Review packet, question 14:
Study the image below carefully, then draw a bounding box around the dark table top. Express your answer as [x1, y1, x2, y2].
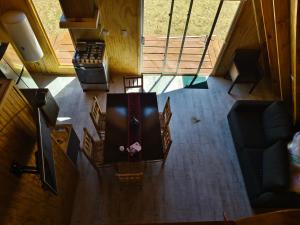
[104, 93, 163, 163]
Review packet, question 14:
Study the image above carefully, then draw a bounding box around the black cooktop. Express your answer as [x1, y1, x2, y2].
[73, 41, 105, 65]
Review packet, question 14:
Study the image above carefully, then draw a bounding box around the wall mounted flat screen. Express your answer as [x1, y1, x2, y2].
[37, 108, 57, 194]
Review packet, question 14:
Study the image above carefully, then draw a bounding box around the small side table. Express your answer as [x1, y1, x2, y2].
[228, 49, 262, 94]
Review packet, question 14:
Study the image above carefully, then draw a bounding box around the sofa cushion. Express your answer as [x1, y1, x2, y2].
[263, 101, 292, 145]
[229, 109, 266, 148]
[262, 140, 289, 191]
[239, 148, 264, 199]
[252, 191, 300, 208]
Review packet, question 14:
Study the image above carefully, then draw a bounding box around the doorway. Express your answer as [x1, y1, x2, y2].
[142, 0, 241, 76]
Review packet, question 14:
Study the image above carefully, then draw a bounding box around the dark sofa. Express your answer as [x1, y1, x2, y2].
[227, 100, 300, 208]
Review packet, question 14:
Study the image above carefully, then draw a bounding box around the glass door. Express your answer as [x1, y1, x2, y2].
[142, 0, 171, 74]
[142, 0, 241, 76]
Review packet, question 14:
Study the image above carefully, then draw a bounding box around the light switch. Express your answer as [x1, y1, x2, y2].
[121, 29, 128, 37]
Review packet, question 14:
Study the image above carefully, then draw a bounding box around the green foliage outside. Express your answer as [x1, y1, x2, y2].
[32, 0, 240, 44]
[31, 0, 63, 44]
[144, 0, 240, 41]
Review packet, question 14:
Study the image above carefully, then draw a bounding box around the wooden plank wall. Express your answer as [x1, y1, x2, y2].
[215, 0, 293, 108]
[273, 0, 291, 101]
[258, 0, 281, 96]
[213, 0, 260, 76]
[68, 0, 141, 76]
[0, 0, 75, 75]
[0, 0, 140, 76]
[251, 0, 271, 89]
[3, 44, 27, 75]
[291, 0, 300, 122]
[97, 0, 140, 76]
[257, 0, 291, 100]
[0, 80, 78, 225]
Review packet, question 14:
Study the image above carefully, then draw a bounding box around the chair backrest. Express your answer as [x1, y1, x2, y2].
[162, 97, 172, 128]
[82, 128, 104, 168]
[162, 126, 172, 160]
[82, 127, 94, 160]
[115, 161, 144, 184]
[123, 75, 143, 93]
[90, 96, 105, 132]
[93, 140, 104, 167]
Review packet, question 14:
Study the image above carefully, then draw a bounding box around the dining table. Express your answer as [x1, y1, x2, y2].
[104, 92, 164, 163]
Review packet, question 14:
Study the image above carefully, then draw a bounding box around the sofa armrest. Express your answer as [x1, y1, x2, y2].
[227, 110, 246, 149]
[252, 191, 300, 208]
[230, 100, 274, 113]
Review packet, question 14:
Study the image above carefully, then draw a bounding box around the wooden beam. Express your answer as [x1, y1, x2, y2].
[59, 8, 100, 29]
[259, 0, 281, 97]
[273, 0, 291, 102]
[252, 0, 271, 82]
[291, 0, 300, 122]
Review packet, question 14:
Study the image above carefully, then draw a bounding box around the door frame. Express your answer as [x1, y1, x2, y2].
[27, 0, 75, 74]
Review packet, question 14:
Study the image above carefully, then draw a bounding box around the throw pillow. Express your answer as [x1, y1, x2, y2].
[262, 140, 289, 192]
[263, 101, 292, 145]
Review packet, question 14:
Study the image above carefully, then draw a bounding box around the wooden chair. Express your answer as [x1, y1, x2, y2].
[82, 127, 104, 169]
[115, 161, 144, 186]
[159, 97, 172, 132]
[90, 96, 106, 140]
[162, 126, 172, 163]
[227, 49, 262, 94]
[123, 75, 144, 93]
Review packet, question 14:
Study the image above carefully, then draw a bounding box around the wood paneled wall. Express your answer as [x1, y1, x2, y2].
[215, 0, 293, 108]
[0, 80, 78, 225]
[97, 0, 140, 75]
[68, 0, 141, 76]
[0, 0, 75, 75]
[258, 0, 281, 96]
[291, 0, 300, 122]
[256, 0, 291, 100]
[273, 0, 291, 101]
[1, 0, 140, 76]
[213, 1, 260, 76]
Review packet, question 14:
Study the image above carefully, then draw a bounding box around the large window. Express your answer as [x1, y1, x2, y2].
[143, 0, 241, 76]
[31, 0, 75, 65]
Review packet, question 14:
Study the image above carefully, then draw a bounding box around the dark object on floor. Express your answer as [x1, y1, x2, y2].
[20, 88, 59, 127]
[73, 41, 109, 91]
[227, 49, 262, 94]
[227, 100, 300, 208]
[191, 116, 201, 124]
[182, 75, 208, 89]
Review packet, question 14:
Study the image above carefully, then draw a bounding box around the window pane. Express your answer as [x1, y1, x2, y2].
[31, 0, 75, 65]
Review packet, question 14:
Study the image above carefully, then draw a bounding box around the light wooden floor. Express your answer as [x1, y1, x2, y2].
[33, 74, 276, 225]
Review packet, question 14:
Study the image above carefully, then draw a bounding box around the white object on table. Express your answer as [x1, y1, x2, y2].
[127, 142, 142, 154]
